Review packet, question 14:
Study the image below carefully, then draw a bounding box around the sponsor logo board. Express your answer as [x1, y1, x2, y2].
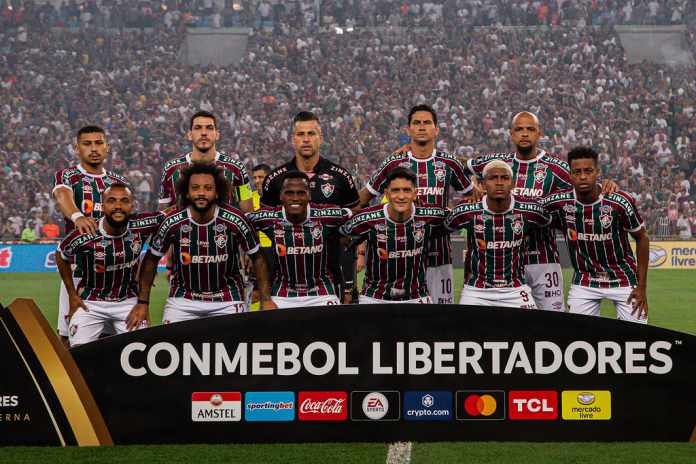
[508, 391, 558, 420]
[244, 391, 295, 422]
[562, 391, 611, 420]
[350, 391, 399, 421]
[456, 390, 505, 421]
[191, 392, 241, 422]
[298, 391, 347, 421]
[403, 391, 452, 421]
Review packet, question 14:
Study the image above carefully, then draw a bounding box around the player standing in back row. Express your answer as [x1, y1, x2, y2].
[159, 110, 253, 212]
[466, 112, 618, 311]
[358, 105, 473, 304]
[52, 125, 131, 344]
[540, 147, 649, 323]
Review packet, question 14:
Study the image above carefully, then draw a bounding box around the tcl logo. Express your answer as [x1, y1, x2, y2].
[298, 391, 347, 421]
[508, 391, 558, 420]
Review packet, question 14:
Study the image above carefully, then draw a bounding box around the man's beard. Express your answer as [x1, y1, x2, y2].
[516, 143, 534, 157]
[105, 213, 129, 229]
[194, 141, 213, 153]
[191, 199, 214, 214]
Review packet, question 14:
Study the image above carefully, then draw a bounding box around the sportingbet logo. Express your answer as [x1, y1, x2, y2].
[244, 391, 295, 422]
[298, 391, 347, 421]
[562, 391, 611, 420]
[191, 392, 241, 422]
[508, 391, 558, 420]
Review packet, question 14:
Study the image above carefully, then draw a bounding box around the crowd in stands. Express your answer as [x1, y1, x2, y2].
[1, 0, 696, 240]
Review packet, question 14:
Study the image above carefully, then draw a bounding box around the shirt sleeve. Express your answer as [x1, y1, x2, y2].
[260, 170, 281, 207]
[231, 212, 261, 256]
[158, 167, 174, 206]
[449, 157, 474, 194]
[57, 230, 87, 260]
[365, 157, 395, 196]
[617, 194, 645, 232]
[52, 169, 73, 194]
[444, 204, 472, 231]
[149, 219, 173, 257]
[339, 213, 370, 238]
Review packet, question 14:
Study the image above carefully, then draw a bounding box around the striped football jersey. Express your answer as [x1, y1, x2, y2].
[149, 205, 260, 302]
[445, 196, 550, 288]
[540, 189, 644, 288]
[58, 213, 163, 301]
[247, 203, 351, 297]
[366, 150, 473, 267]
[158, 152, 252, 207]
[53, 165, 131, 234]
[340, 204, 447, 300]
[467, 150, 571, 265]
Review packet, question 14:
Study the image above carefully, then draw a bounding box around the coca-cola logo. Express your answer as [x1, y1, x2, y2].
[297, 391, 348, 421]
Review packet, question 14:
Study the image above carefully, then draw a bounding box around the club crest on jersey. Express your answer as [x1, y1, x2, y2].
[434, 168, 446, 180]
[563, 205, 576, 214]
[215, 234, 228, 248]
[512, 219, 523, 235]
[131, 240, 141, 254]
[321, 183, 335, 198]
[600, 214, 612, 229]
[181, 224, 192, 233]
[534, 166, 546, 182]
[414, 228, 425, 243]
[311, 226, 322, 240]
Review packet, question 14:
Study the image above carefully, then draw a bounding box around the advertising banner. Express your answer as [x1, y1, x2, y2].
[646, 242, 696, 269]
[2, 300, 695, 445]
[0, 243, 167, 272]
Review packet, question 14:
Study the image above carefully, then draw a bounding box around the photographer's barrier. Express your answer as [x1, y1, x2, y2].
[1, 299, 695, 445]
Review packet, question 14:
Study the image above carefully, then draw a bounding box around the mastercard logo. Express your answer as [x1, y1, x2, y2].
[82, 199, 94, 214]
[476, 239, 486, 250]
[464, 394, 497, 417]
[180, 252, 191, 265]
[276, 244, 287, 257]
[377, 248, 388, 260]
[567, 229, 578, 241]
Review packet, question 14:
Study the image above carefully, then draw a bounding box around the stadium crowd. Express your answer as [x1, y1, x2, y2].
[1, 0, 696, 240]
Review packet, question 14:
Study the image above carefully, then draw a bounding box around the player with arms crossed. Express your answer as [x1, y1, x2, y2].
[55, 184, 162, 347]
[358, 105, 473, 304]
[248, 172, 352, 308]
[136, 164, 275, 324]
[53, 125, 130, 344]
[159, 110, 253, 212]
[446, 161, 551, 309]
[539, 147, 649, 323]
[341, 168, 447, 304]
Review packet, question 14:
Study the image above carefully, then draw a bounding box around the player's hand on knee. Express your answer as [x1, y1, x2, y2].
[627, 286, 648, 319]
[75, 216, 98, 235]
[126, 303, 150, 331]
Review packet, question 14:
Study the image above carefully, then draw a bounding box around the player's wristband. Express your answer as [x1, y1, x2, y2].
[137, 299, 149, 305]
[70, 212, 85, 223]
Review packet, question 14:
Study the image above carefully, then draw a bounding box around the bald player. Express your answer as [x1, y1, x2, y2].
[467, 112, 616, 311]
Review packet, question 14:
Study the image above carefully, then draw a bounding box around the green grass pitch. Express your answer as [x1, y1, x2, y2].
[1, 270, 694, 462]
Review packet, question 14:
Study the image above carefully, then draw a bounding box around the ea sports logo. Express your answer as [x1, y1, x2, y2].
[362, 392, 388, 420]
[464, 394, 497, 417]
